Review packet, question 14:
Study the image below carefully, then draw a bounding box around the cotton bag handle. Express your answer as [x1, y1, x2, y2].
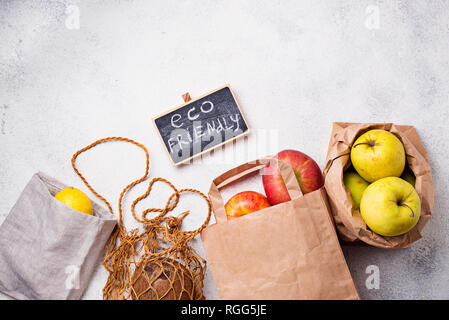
[208, 157, 303, 224]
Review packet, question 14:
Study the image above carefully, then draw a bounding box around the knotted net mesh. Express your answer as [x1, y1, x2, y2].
[71, 137, 211, 300]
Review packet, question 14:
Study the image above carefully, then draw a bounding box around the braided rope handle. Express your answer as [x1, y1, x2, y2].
[71, 136, 211, 236]
[71, 137, 150, 229]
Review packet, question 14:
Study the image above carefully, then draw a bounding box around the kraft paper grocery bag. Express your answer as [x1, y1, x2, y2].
[323, 122, 434, 249]
[0, 172, 117, 299]
[201, 158, 359, 300]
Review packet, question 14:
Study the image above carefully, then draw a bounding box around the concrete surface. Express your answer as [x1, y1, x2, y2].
[1, 0, 449, 300]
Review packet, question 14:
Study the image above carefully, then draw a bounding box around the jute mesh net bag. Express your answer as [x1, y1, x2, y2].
[71, 137, 211, 300]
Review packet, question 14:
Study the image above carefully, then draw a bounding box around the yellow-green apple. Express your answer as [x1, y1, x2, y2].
[350, 129, 405, 182]
[401, 167, 416, 186]
[343, 171, 370, 210]
[262, 149, 324, 205]
[360, 177, 421, 237]
[225, 191, 271, 220]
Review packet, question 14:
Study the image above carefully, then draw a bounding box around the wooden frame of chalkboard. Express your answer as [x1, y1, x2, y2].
[153, 84, 250, 166]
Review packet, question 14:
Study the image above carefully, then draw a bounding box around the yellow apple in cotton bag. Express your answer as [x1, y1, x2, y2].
[55, 187, 93, 215]
[350, 129, 405, 182]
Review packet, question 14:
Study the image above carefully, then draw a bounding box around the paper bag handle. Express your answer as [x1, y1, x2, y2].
[208, 157, 303, 224]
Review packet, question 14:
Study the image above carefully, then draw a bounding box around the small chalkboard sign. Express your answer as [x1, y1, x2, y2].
[153, 85, 250, 166]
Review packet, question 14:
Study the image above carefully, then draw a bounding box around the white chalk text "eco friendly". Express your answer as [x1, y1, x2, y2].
[167, 100, 242, 154]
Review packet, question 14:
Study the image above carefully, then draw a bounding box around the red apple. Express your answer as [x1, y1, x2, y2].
[224, 191, 271, 220]
[262, 149, 324, 205]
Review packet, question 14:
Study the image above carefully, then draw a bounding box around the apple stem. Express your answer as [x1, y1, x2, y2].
[352, 142, 375, 148]
[399, 202, 415, 218]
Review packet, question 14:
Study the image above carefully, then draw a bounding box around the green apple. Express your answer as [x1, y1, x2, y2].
[343, 171, 370, 209]
[360, 177, 421, 237]
[401, 167, 416, 187]
[350, 129, 405, 182]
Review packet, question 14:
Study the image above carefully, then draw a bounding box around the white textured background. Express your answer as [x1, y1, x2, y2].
[1, 0, 449, 300]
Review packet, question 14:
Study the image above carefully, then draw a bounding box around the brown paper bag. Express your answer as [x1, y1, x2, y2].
[323, 122, 434, 249]
[201, 158, 359, 300]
